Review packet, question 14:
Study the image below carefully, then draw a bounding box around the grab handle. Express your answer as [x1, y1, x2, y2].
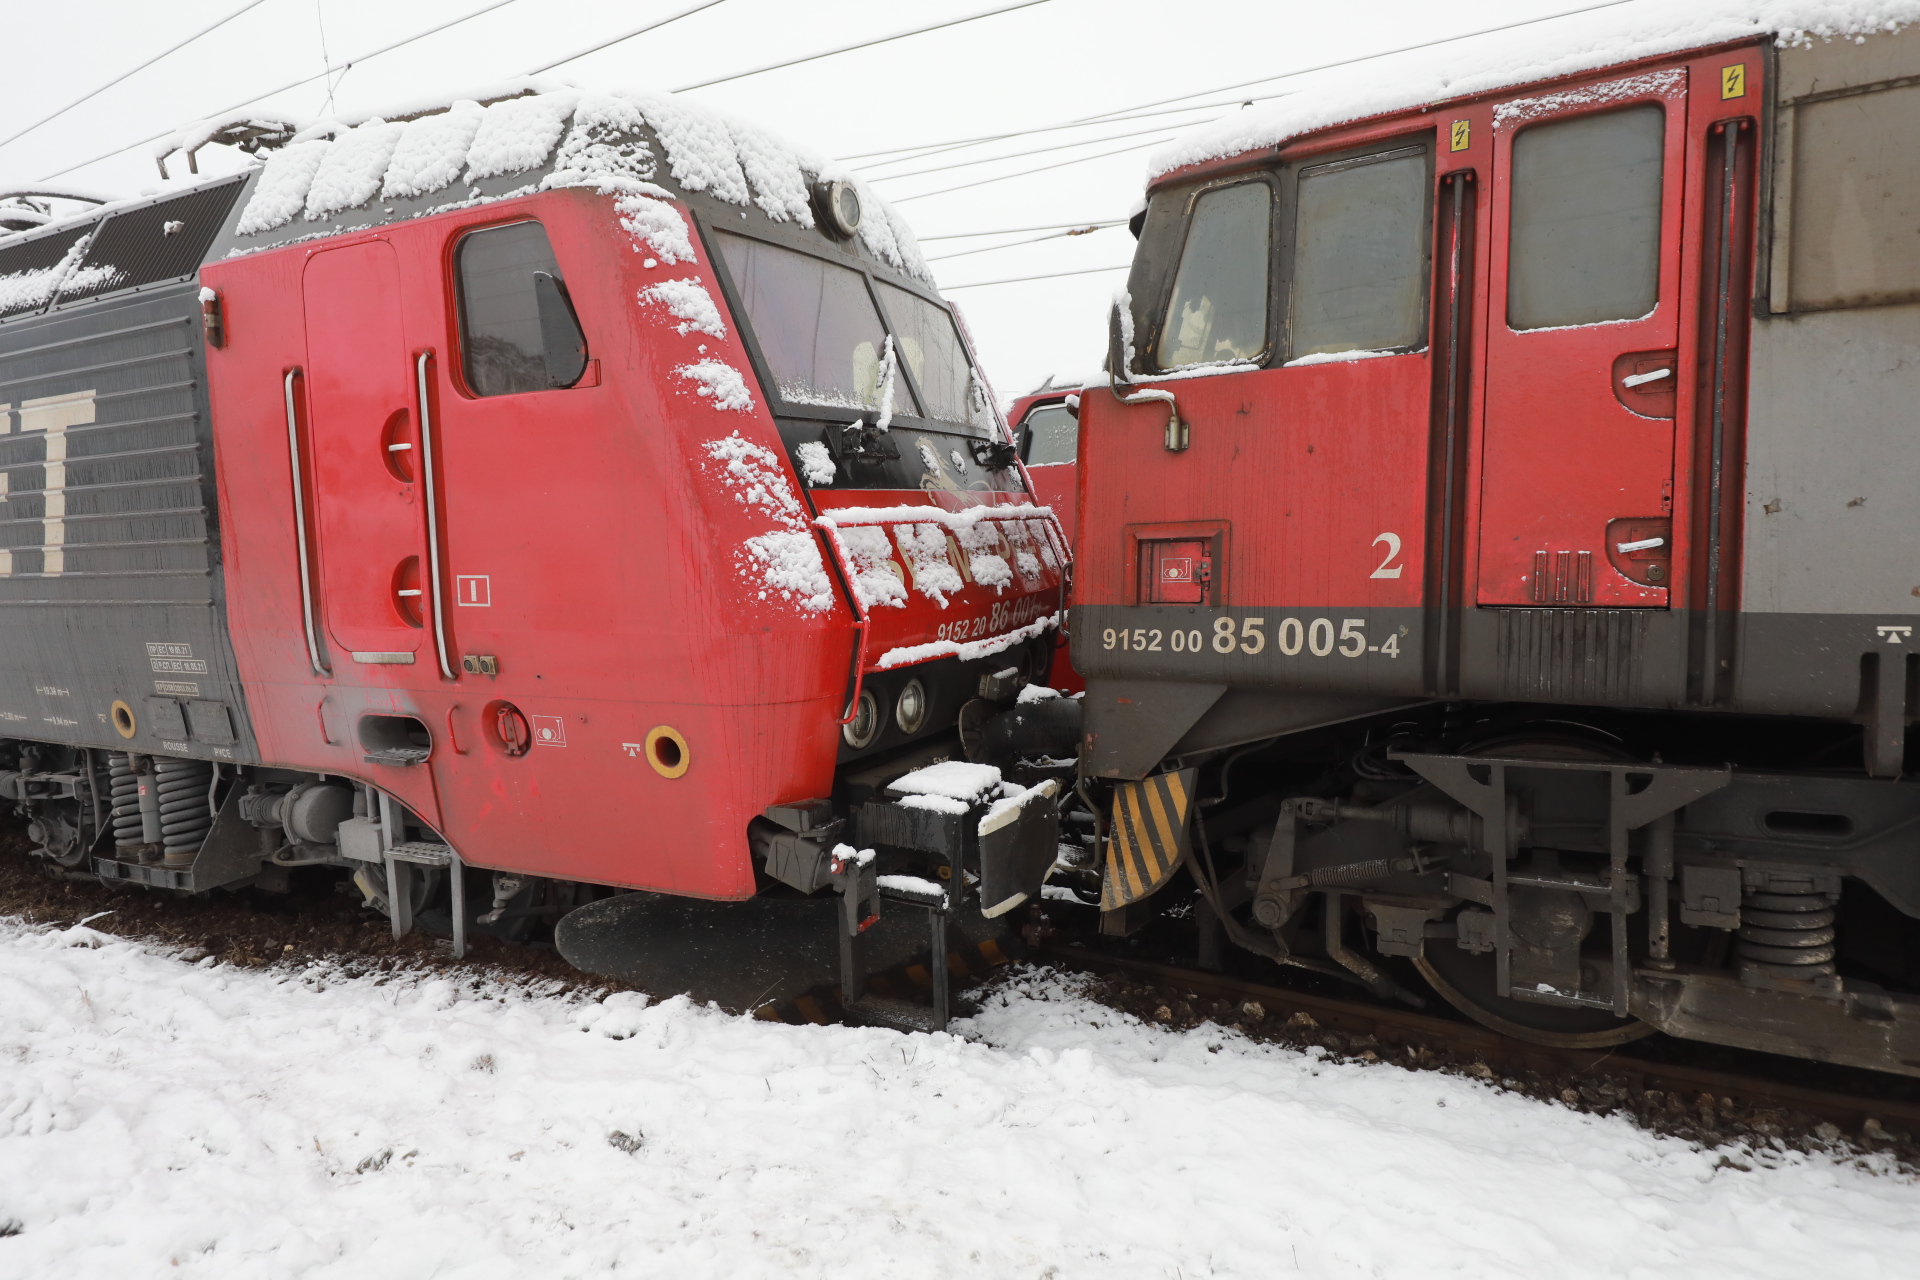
[415, 351, 456, 681]
[283, 370, 329, 675]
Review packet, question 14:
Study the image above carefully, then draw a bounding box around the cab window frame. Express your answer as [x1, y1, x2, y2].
[703, 214, 998, 438]
[1147, 173, 1282, 374]
[450, 217, 591, 400]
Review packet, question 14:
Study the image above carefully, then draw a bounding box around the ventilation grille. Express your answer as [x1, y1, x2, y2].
[0, 226, 93, 321]
[60, 179, 244, 305]
[1497, 608, 1648, 702]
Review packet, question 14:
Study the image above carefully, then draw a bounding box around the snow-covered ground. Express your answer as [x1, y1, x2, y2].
[4, 917, 1919, 1279]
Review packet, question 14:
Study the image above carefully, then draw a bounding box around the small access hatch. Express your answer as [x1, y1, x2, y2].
[1141, 539, 1211, 604]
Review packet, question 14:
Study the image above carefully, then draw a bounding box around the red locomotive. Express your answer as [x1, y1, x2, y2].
[1077, 19, 1920, 1074]
[0, 87, 1071, 1026]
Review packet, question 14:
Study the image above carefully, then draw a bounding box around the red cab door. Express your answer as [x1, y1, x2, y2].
[1475, 70, 1689, 607]
[302, 241, 429, 659]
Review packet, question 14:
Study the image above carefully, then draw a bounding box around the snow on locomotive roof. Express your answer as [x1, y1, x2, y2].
[1147, 0, 1920, 182]
[220, 85, 932, 285]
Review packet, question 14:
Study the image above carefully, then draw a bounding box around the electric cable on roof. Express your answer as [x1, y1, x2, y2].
[0, 0, 272, 152]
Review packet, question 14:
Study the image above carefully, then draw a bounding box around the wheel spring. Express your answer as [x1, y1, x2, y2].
[108, 753, 144, 849]
[1735, 890, 1836, 975]
[155, 757, 214, 855]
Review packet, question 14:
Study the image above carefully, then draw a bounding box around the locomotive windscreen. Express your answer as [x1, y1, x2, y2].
[715, 232, 893, 412]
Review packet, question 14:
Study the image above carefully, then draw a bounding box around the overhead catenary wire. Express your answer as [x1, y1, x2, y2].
[0, 0, 272, 152]
[941, 262, 1133, 290]
[670, 0, 1052, 93]
[39, 0, 531, 180]
[863, 119, 1188, 185]
[923, 223, 1122, 263]
[842, 0, 1642, 169]
[892, 134, 1177, 204]
[918, 218, 1126, 241]
[526, 0, 730, 75]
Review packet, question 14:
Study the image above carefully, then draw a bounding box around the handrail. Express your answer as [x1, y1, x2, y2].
[282, 369, 328, 675]
[812, 517, 871, 725]
[415, 351, 456, 680]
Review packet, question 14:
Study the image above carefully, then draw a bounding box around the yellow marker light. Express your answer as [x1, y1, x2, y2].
[1722, 64, 1746, 99]
[1450, 120, 1471, 152]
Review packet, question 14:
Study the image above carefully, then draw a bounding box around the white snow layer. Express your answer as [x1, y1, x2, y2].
[887, 759, 1004, 802]
[676, 359, 754, 412]
[229, 87, 932, 282]
[1149, 2, 1920, 179]
[639, 277, 726, 338]
[876, 611, 1060, 670]
[5, 920, 1919, 1279]
[794, 441, 836, 486]
[703, 433, 832, 612]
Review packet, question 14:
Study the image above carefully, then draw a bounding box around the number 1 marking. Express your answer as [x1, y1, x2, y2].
[1370, 532, 1404, 579]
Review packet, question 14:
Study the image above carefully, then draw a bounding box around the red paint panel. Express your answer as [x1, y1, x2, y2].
[1075, 360, 1431, 610]
[1474, 72, 1689, 607]
[302, 242, 428, 654]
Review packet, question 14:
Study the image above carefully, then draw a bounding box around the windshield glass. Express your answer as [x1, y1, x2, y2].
[716, 232, 895, 411]
[878, 282, 992, 431]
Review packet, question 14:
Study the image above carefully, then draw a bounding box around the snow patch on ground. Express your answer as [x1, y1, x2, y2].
[5, 920, 1918, 1278]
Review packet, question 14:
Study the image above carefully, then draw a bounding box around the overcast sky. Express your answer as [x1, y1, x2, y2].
[2, 0, 1575, 400]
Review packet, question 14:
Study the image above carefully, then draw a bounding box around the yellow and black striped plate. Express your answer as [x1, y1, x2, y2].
[1102, 768, 1196, 910]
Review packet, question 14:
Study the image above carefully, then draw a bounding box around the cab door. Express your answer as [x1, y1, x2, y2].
[302, 241, 429, 660]
[1475, 71, 1689, 607]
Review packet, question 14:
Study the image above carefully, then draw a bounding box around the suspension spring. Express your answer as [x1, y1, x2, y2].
[108, 753, 144, 850]
[1735, 890, 1836, 975]
[154, 757, 215, 859]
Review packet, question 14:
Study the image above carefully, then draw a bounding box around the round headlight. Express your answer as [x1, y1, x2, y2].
[895, 678, 928, 735]
[814, 179, 861, 238]
[842, 688, 881, 748]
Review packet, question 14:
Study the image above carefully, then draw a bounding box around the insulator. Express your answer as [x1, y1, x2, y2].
[1735, 890, 1836, 974]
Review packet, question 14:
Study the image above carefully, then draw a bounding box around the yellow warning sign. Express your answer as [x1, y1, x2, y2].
[1450, 120, 1471, 152]
[1102, 768, 1197, 911]
[1721, 64, 1746, 99]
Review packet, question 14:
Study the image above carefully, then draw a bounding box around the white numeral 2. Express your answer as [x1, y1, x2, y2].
[1370, 532, 1403, 579]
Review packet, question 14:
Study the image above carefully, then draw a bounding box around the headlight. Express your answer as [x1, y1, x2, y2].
[813, 179, 862, 239]
[842, 688, 881, 748]
[895, 678, 928, 735]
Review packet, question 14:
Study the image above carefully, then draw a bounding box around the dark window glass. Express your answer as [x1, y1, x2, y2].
[1021, 403, 1077, 465]
[1290, 148, 1430, 357]
[1507, 105, 1665, 331]
[878, 282, 992, 430]
[1156, 182, 1271, 368]
[457, 221, 589, 396]
[716, 232, 893, 411]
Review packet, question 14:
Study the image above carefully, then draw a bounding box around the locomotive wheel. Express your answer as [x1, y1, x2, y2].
[1413, 728, 1658, 1050]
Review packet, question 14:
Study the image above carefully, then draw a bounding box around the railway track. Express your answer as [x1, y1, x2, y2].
[1039, 943, 1920, 1143]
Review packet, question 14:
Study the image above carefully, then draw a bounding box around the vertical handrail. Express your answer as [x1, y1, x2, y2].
[1701, 122, 1742, 706]
[415, 351, 456, 680]
[812, 516, 871, 725]
[283, 369, 329, 675]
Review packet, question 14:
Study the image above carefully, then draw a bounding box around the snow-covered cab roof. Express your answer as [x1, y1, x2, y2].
[208, 87, 933, 286]
[1146, 0, 1920, 184]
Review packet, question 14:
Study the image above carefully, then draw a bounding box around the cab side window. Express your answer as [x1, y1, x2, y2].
[1020, 403, 1078, 466]
[457, 221, 589, 397]
[1288, 146, 1431, 358]
[1506, 105, 1664, 330]
[1156, 181, 1272, 369]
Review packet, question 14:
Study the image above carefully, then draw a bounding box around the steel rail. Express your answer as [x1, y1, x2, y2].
[1038, 945, 1920, 1134]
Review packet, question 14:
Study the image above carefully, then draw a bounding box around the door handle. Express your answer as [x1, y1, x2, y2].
[415, 351, 457, 681]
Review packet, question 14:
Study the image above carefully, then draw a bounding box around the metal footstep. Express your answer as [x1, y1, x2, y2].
[839, 867, 954, 1032]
